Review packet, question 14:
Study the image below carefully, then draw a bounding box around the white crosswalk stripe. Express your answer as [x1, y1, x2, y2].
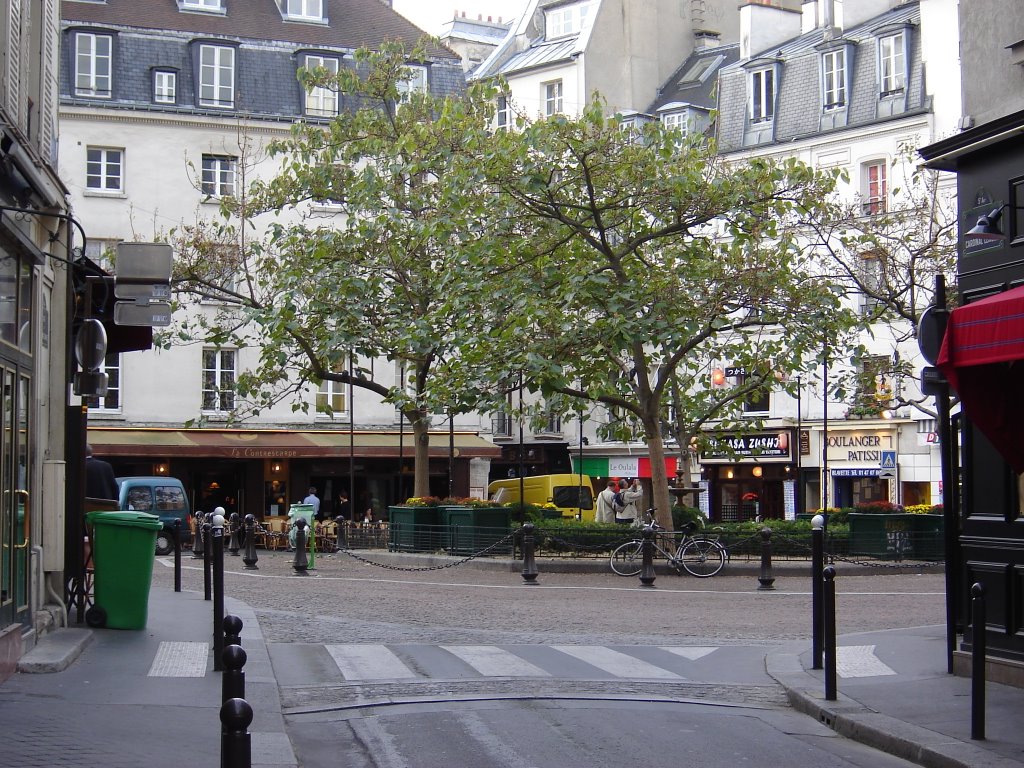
[836, 645, 897, 678]
[326, 644, 418, 680]
[440, 645, 551, 677]
[550, 645, 684, 679]
[659, 646, 716, 661]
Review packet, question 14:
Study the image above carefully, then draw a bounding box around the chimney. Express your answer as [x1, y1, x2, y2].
[694, 31, 722, 51]
[801, 1, 818, 34]
[739, 1, 801, 60]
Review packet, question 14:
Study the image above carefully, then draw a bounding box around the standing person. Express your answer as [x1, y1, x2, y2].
[596, 480, 619, 524]
[84, 444, 118, 501]
[617, 478, 643, 525]
[335, 491, 350, 522]
[303, 486, 321, 519]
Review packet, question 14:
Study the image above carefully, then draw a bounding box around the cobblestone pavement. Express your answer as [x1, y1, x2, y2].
[150, 550, 946, 647]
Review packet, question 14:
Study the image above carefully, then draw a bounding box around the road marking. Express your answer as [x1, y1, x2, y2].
[837, 645, 896, 678]
[326, 644, 418, 680]
[148, 641, 208, 677]
[659, 646, 717, 661]
[550, 645, 684, 679]
[440, 645, 551, 677]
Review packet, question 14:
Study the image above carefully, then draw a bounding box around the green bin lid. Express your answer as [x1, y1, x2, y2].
[86, 510, 163, 529]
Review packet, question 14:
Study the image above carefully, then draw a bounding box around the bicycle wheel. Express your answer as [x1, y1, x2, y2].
[610, 541, 644, 576]
[678, 537, 726, 577]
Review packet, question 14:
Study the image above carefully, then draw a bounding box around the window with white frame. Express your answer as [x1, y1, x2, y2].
[660, 111, 687, 133]
[180, 0, 224, 11]
[303, 54, 339, 117]
[83, 354, 121, 411]
[285, 0, 324, 20]
[201, 155, 236, 197]
[862, 160, 888, 215]
[201, 349, 236, 412]
[316, 378, 347, 416]
[879, 31, 906, 96]
[84, 238, 121, 270]
[395, 65, 427, 102]
[75, 32, 112, 98]
[495, 95, 510, 129]
[545, 1, 592, 39]
[154, 70, 176, 103]
[543, 80, 563, 116]
[742, 386, 770, 415]
[749, 67, 774, 123]
[822, 49, 846, 109]
[199, 44, 234, 108]
[86, 147, 123, 193]
[858, 250, 886, 314]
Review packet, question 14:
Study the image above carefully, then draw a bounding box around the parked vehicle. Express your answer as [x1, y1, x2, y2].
[116, 476, 191, 555]
[487, 474, 596, 520]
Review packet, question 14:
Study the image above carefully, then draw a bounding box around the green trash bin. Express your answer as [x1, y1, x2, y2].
[85, 510, 162, 629]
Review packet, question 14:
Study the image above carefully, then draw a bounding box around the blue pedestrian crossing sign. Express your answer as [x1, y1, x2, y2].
[880, 451, 897, 470]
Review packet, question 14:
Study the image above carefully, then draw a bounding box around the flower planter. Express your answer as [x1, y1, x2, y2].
[439, 506, 512, 556]
[387, 505, 442, 552]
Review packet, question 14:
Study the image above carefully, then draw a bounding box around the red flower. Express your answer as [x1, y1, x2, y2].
[742, 492, 760, 502]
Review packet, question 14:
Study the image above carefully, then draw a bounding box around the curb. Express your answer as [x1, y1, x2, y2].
[16, 627, 94, 673]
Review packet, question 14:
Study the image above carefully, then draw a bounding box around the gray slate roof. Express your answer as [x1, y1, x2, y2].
[648, 43, 740, 114]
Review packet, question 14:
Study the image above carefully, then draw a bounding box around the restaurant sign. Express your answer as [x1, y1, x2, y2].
[700, 431, 792, 463]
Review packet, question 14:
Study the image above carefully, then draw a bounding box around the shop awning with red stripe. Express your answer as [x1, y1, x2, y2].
[937, 285, 1024, 472]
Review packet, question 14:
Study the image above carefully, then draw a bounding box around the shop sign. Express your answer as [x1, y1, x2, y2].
[831, 468, 881, 477]
[701, 431, 792, 463]
[825, 430, 894, 463]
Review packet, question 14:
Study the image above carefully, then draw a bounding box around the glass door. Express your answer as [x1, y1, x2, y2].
[0, 367, 30, 627]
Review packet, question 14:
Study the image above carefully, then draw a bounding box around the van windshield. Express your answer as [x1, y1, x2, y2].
[553, 485, 593, 510]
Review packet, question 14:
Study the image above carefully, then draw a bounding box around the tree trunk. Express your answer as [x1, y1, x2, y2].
[644, 426, 674, 532]
[412, 416, 431, 498]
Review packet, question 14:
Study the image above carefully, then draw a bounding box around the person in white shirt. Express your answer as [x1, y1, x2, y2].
[617, 479, 643, 525]
[303, 486, 321, 518]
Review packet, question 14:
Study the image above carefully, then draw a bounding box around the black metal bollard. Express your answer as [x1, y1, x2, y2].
[811, 515, 825, 670]
[212, 512, 226, 672]
[220, 697, 253, 768]
[520, 523, 538, 585]
[203, 517, 213, 601]
[242, 515, 259, 570]
[823, 565, 837, 701]
[222, 643, 247, 704]
[639, 525, 656, 587]
[971, 582, 986, 740]
[192, 511, 205, 559]
[335, 517, 346, 550]
[173, 518, 182, 593]
[757, 526, 775, 591]
[228, 512, 241, 556]
[292, 518, 309, 573]
[224, 613, 243, 647]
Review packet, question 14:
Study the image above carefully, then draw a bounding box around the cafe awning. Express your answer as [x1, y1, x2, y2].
[937, 285, 1024, 472]
[87, 427, 501, 460]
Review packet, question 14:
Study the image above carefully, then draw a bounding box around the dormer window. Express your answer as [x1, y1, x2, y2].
[282, 0, 325, 22]
[396, 66, 427, 102]
[179, 0, 225, 13]
[879, 31, 906, 96]
[749, 67, 775, 124]
[545, 1, 594, 40]
[822, 49, 846, 110]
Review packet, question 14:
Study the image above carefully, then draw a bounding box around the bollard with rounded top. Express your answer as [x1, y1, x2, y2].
[228, 512, 241, 556]
[292, 518, 309, 573]
[242, 514, 259, 570]
[173, 518, 182, 592]
[757, 526, 775, 591]
[520, 522, 538, 584]
[222, 643, 247, 704]
[203, 515, 213, 600]
[220, 697, 253, 768]
[823, 564, 837, 701]
[192, 511, 205, 559]
[971, 582, 986, 740]
[212, 510, 226, 672]
[811, 513, 825, 670]
[224, 613, 243, 647]
[639, 524, 656, 587]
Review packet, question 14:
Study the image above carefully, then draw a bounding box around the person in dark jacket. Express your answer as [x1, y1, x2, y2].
[85, 444, 118, 500]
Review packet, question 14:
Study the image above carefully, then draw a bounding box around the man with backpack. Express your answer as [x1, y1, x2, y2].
[596, 480, 620, 523]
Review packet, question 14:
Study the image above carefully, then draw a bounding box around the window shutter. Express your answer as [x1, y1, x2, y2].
[39, 0, 59, 164]
[6, 1, 23, 124]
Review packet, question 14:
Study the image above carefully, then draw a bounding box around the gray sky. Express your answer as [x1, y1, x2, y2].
[392, 0, 525, 35]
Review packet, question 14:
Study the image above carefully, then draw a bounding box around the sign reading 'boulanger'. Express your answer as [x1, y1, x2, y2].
[701, 432, 791, 463]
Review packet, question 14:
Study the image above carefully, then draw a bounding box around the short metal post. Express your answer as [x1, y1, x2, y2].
[224, 614, 243, 647]
[521, 522, 538, 584]
[203, 517, 213, 601]
[212, 511, 226, 672]
[220, 698, 253, 768]
[335, 517, 346, 550]
[242, 515, 258, 570]
[173, 518, 182, 593]
[971, 582, 986, 740]
[292, 518, 309, 573]
[192, 512, 205, 559]
[811, 514, 825, 669]
[222, 644, 247, 704]
[758, 526, 775, 591]
[823, 565, 837, 701]
[228, 512, 241, 556]
[639, 525, 656, 587]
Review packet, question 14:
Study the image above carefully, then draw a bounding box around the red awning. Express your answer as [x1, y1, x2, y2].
[937, 285, 1024, 472]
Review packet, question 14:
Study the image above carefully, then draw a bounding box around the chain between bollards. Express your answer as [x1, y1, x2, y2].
[173, 518, 182, 593]
[811, 514, 825, 670]
[228, 512, 241, 556]
[292, 518, 309, 573]
[823, 564, 837, 701]
[212, 509, 226, 672]
[639, 525, 656, 587]
[520, 523, 538, 584]
[242, 514, 259, 570]
[757, 526, 775, 591]
[971, 582, 986, 740]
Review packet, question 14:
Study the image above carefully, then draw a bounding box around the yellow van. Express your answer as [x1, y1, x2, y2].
[487, 474, 596, 520]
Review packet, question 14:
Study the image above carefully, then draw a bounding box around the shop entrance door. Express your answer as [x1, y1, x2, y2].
[0, 368, 30, 628]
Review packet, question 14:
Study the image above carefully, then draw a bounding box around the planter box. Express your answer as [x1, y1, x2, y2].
[440, 506, 513, 556]
[387, 506, 442, 552]
[849, 513, 944, 560]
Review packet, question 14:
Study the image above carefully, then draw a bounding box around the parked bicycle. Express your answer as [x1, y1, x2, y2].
[609, 510, 727, 577]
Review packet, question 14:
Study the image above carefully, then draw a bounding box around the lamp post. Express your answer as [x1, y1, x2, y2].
[796, 375, 803, 515]
[517, 371, 525, 510]
[822, 349, 830, 513]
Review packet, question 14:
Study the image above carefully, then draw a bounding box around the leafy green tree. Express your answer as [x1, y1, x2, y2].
[476, 102, 853, 529]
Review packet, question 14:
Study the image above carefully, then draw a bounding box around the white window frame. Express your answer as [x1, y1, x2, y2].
[154, 71, 176, 104]
[862, 160, 888, 215]
[180, 0, 224, 11]
[545, 1, 592, 39]
[396, 65, 427, 103]
[201, 155, 236, 198]
[83, 353, 121, 412]
[199, 44, 235, 108]
[822, 49, 846, 110]
[286, 0, 324, 21]
[75, 32, 112, 98]
[660, 111, 688, 133]
[496, 95, 510, 129]
[303, 54, 339, 117]
[202, 349, 236, 413]
[86, 147, 124, 194]
[749, 67, 775, 124]
[316, 378, 347, 417]
[543, 80, 563, 117]
[879, 31, 906, 96]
